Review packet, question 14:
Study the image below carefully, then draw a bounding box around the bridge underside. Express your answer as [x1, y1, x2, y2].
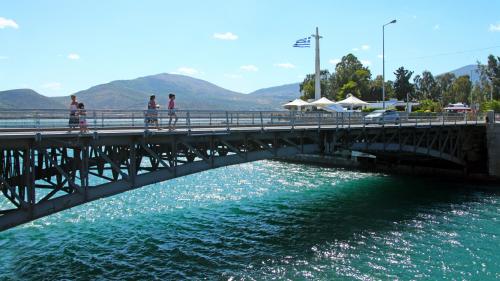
[322, 125, 487, 171]
[0, 124, 487, 231]
[0, 130, 320, 231]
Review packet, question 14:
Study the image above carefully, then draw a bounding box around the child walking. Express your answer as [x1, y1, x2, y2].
[168, 93, 178, 131]
[78, 103, 89, 133]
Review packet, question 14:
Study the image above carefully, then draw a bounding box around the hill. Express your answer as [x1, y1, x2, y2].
[248, 83, 301, 109]
[53, 74, 294, 110]
[0, 89, 65, 109]
[443, 64, 481, 83]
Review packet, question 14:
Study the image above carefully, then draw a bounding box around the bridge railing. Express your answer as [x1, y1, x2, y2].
[0, 109, 487, 131]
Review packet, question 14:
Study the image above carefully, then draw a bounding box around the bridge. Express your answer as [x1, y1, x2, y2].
[0, 109, 498, 231]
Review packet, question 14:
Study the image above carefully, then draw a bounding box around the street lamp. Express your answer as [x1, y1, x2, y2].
[382, 19, 396, 109]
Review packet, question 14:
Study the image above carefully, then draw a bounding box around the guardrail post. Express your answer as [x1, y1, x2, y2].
[35, 111, 40, 130]
[144, 110, 149, 132]
[132, 113, 135, 127]
[270, 113, 274, 125]
[252, 113, 255, 125]
[236, 113, 239, 126]
[336, 112, 339, 129]
[415, 112, 418, 127]
[290, 111, 294, 130]
[101, 112, 104, 128]
[260, 111, 264, 131]
[465, 112, 468, 125]
[226, 111, 230, 131]
[92, 111, 97, 130]
[187, 111, 192, 133]
[348, 112, 351, 129]
[209, 113, 212, 126]
[317, 112, 321, 130]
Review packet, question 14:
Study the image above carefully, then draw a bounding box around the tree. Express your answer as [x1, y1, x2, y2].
[449, 75, 472, 104]
[436, 72, 456, 105]
[330, 53, 372, 100]
[478, 55, 500, 100]
[299, 70, 331, 100]
[393, 67, 414, 101]
[419, 71, 440, 100]
[367, 75, 394, 101]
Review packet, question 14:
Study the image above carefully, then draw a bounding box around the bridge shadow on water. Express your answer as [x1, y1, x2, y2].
[2, 168, 498, 280]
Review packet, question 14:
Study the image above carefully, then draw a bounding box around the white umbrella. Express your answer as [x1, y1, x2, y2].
[310, 97, 336, 107]
[283, 99, 311, 110]
[336, 94, 368, 110]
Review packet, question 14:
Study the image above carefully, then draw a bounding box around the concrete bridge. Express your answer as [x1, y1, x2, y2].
[0, 110, 498, 231]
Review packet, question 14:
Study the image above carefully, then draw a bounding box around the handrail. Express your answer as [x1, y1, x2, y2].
[0, 110, 487, 131]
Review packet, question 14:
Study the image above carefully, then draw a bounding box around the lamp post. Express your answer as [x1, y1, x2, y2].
[382, 19, 396, 109]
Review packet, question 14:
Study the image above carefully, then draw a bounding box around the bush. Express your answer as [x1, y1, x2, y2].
[362, 107, 381, 113]
[480, 100, 500, 112]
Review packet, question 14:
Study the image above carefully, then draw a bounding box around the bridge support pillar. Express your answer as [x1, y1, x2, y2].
[486, 112, 500, 177]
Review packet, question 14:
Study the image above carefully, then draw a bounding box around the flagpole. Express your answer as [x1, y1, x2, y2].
[312, 27, 322, 100]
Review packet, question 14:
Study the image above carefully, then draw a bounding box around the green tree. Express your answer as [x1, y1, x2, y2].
[478, 55, 500, 100]
[299, 70, 331, 100]
[393, 67, 414, 101]
[367, 75, 394, 101]
[436, 72, 456, 105]
[449, 75, 472, 104]
[330, 53, 372, 100]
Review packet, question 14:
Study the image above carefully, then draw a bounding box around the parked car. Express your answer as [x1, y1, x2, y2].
[364, 110, 400, 124]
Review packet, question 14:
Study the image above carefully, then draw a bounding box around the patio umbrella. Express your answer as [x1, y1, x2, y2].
[310, 97, 336, 108]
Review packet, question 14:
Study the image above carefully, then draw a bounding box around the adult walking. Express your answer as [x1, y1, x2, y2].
[147, 95, 161, 130]
[168, 93, 178, 131]
[68, 95, 79, 132]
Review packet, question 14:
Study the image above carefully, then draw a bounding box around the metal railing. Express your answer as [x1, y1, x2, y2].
[0, 109, 488, 132]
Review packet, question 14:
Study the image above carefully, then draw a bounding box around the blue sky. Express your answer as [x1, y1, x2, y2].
[1, 0, 499, 96]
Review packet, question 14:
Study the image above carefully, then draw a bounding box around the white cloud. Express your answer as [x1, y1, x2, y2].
[360, 60, 372, 66]
[490, 23, 500, 32]
[67, 53, 80, 60]
[433, 24, 440, 30]
[224, 73, 243, 79]
[41, 82, 62, 90]
[329, 58, 341, 65]
[274, 63, 295, 69]
[412, 15, 417, 19]
[213, 32, 238, 40]
[240, 64, 258, 72]
[361, 44, 370, 50]
[0, 17, 18, 29]
[352, 48, 359, 52]
[177, 67, 199, 75]
[377, 54, 383, 59]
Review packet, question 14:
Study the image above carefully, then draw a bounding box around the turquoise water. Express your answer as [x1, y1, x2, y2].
[0, 161, 499, 280]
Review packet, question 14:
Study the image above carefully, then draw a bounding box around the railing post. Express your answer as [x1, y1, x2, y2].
[226, 111, 230, 131]
[465, 112, 468, 125]
[317, 112, 321, 130]
[442, 112, 445, 126]
[348, 112, 351, 129]
[101, 112, 104, 128]
[270, 113, 274, 125]
[290, 111, 294, 130]
[144, 110, 149, 132]
[92, 111, 97, 130]
[415, 112, 418, 127]
[260, 111, 264, 131]
[132, 113, 135, 127]
[336, 112, 339, 129]
[35, 111, 40, 130]
[209, 113, 212, 126]
[252, 113, 255, 125]
[236, 113, 239, 126]
[187, 111, 191, 133]
[429, 113, 432, 126]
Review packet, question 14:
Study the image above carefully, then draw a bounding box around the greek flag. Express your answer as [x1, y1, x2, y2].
[293, 37, 311, 48]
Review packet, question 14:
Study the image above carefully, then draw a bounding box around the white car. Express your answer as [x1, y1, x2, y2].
[364, 110, 400, 124]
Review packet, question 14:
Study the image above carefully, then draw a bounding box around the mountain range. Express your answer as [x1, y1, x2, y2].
[0, 64, 481, 110]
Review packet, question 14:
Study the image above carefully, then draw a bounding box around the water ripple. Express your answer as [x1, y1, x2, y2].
[0, 160, 499, 280]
